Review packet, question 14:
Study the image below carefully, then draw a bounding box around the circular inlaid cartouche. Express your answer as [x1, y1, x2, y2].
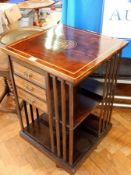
[57, 39, 77, 50]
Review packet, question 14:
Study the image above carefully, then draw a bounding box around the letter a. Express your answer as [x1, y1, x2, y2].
[109, 10, 121, 20]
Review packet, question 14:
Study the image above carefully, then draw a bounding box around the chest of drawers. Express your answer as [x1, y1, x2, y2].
[13, 61, 48, 112]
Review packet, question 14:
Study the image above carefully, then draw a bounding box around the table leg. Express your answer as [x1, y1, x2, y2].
[34, 8, 40, 26]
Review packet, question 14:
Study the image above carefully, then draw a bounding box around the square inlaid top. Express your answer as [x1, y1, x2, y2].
[2, 24, 127, 84]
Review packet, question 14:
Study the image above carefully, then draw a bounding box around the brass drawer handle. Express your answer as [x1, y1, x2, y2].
[23, 72, 33, 79]
[25, 84, 33, 92]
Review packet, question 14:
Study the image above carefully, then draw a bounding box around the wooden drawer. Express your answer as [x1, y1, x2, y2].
[14, 75, 46, 101]
[13, 62, 46, 88]
[17, 88, 48, 113]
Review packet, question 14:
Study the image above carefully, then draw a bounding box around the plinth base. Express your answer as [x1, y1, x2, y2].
[20, 117, 112, 174]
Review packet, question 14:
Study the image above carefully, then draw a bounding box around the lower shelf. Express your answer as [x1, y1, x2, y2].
[23, 118, 51, 151]
[81, 114, 102, 137]
[21, 114, 112, 174]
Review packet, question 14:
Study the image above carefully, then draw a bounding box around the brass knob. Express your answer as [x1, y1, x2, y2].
[25, 84, 33, 92]
[24, 72, 32, 79]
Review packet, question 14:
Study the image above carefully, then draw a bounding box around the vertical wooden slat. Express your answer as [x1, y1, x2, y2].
[99, 60, 110, 135]
[68, 83, 74, 165]
[53, 76, 61, 157]
[46, 73, 55, 153]
[103, 57, 114, 129]
[36, 108, 40, 122]
[23, 101, 30, 127]
[30, 104, 34, 123]
[102, 58, 113, 131]
[108, 52, 121, 123]
[115, 52, 122, 84]
[8, 56, 24, 130]
[61, 80, 67, 161]
[104, 59, 112, 127]
[105, 56, 116, 126]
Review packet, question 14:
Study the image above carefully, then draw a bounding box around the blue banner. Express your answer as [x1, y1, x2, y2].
[62, 0, 131, 58]
[62, 0, 103, 33]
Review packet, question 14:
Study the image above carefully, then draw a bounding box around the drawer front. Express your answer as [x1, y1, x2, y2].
[13, 62, 46, 88]
[14, 75, 46, 101]
[17, 88, 48, 113]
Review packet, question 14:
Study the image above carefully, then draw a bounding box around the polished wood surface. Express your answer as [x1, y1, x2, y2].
[17, 88, 47, 112]
[0, 87, 131, 175]
[2, 24, 127, 84]
[14, 75, 47, 101]
[13, 62, 46, 88]
[2, 25, 128, 174]
[6, 53, 120, 174]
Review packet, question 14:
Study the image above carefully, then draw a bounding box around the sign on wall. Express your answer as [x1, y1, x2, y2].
[102, 0, 131, 38]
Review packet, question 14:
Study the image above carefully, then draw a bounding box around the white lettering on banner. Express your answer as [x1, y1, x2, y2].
[102, 0, 131, 38]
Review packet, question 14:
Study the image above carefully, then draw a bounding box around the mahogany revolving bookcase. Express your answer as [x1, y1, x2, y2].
[2, 24, 127, 174]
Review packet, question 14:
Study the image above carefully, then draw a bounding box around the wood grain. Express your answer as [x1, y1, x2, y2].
[0, 77, 131, 175]
[13, 62, 46, 88]
[17, 88, 48, 112]
[14, 75, 47, 101]
[2, 25, 127, 84]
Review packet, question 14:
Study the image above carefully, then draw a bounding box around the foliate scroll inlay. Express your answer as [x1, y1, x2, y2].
[58, 39, 77, 49]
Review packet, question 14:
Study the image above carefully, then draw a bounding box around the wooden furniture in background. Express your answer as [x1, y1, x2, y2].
[0, 27, 43, 112]
[18, 0, 55, 26]
[0, 58, 16, 113]
[2, 24, 127, 174]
